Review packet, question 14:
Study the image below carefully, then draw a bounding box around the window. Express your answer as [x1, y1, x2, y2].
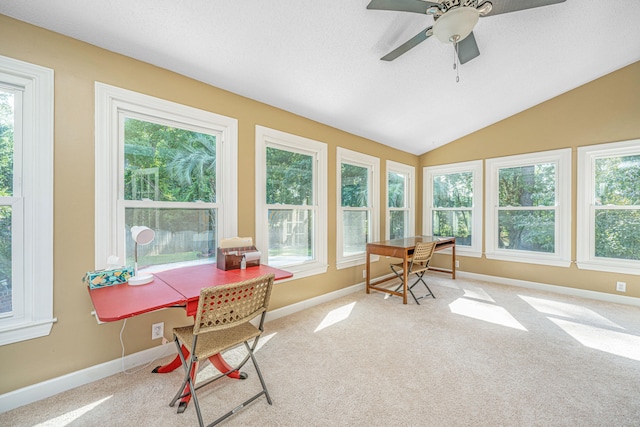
[577, 139, 640, 275]
[423, 160, 482, 257]
[386, 161, 415, 240]
[0, 56, 54, 346]
[95, 83, 237, 271]
[485, 149, 571, 266]
[337, 148, 379, 269]
[255, 126, 327, 278]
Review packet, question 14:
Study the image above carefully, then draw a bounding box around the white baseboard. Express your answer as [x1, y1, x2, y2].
[0, 341, 177, 413]
[457, 271, 640, 307]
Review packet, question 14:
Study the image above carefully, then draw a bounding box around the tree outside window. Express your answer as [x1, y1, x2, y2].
[122, 117, 220, 268]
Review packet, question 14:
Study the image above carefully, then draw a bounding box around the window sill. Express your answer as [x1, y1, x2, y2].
[0, 317, 57, 346]
[576, 261, 640, 276]
[485, 252, 571, 268]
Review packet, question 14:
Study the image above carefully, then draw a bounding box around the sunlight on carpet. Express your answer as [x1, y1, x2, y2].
[33, 396, 112, 427]
[449, 298, 528, 331]
[549, 318, 640, 361]
[314, 301, 356, 332]
[519, 295, 624, 329]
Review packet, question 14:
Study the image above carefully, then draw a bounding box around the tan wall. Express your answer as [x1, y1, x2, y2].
[0, 15, 418, 394]
[1, 13, 638, 396]
[420, 60, 640, 299]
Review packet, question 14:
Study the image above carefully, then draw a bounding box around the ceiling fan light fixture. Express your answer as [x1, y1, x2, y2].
[433, 7, 479, 44]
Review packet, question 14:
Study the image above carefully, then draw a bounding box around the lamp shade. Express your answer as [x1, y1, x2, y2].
[433, 7, 479, 43]
[129, 226, 156, 286]
[131, 226, 155, 245]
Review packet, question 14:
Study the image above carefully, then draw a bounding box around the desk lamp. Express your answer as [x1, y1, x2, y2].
[129, 226, 155, 286]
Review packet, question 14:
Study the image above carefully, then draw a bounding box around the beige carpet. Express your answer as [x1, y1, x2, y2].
[2, 275, 640, 426]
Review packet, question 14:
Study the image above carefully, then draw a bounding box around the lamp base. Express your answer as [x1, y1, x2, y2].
[128, 274, 154, 286]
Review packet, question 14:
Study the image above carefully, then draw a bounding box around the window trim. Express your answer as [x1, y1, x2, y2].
[95, 83, 238, 270]
[485, 149, 571, 267]
[423, 160, 483, 258]
[577, 139, 640, 275]
[0, 55, 55, 346]
[255, 125, 328, 279]
[336, 147, 380, 269]
[386, 160, 415, 240]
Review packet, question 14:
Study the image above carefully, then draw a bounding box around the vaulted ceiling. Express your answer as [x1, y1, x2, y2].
[2, 0, 639, 155]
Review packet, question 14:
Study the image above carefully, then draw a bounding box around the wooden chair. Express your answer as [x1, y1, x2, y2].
[390, 241, 437, 304]
[170, 273, 275, 427]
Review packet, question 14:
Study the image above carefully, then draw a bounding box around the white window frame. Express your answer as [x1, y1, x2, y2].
[485, 149, 571, 267]
[386, 160, 415, 240]
[423, 160, 483, 257]
[255, 125, 328, 279]
[95, 83, 238, 270]
[0, 56, 55, 346]
[337, 148, 380, 269]
[577, 139, 640, 275]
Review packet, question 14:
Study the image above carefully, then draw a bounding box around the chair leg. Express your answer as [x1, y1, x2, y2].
[206, 340, 272, 426]
[409, 272, 435, 300]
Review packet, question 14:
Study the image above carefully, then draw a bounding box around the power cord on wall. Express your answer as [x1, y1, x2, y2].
[119, 318, 173, 375]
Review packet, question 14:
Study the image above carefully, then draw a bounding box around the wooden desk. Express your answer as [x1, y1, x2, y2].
[366, 236, 455, 304]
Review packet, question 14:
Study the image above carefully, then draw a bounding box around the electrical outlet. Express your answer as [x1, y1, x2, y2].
[616, 281, 626, 292]
[362, 270, 366, 279]
[152, 322, 164, 340]
[455, 260, 460, 268]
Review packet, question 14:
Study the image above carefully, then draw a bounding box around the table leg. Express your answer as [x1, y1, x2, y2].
[452, 243, 456, 279]
[402, 253, 408, 305]
[366, 249, 371, 294]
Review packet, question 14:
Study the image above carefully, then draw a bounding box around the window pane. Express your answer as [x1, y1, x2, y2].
[341, 163, 368, 207]
[125, 207, 217, 267]
[432, 210, 472, 246]
[595, 209, 640, 260]
[433, 172, 472, 208]
[343, 210, 368, 256]
[498, 164, 555, 207]
[0, 206, 11, 315]
[267, 209, 313, 266]
[595, 155, 640, 206]
[0, 90, 14, 196]
[389, 210, 406, 240]
[498, 210, 555, 252]
[266, 147, 313, 205]
[124, 118, 217, 203]
[388, 172, 405, 208]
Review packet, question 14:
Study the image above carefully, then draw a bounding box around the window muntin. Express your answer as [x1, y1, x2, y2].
[577, 140, 640, 274]
[386, 161, 415, 240]
[486, 149, 571, 266]
[255, 126, 327, 278]
[95, 83, 237, 272]
[0, 56, 54, 345]
[337, 148, 379, 268]
[424, 161, 482, 257]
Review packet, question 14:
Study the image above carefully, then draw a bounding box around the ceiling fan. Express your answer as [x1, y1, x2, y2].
[368, 0, 566, 64]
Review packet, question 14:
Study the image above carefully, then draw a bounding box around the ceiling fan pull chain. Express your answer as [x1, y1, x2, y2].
[454, 42, 460, 83]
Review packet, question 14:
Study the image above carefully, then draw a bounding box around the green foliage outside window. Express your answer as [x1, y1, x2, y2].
[497, 164, 556, 252]
[0, 91, 13, 299]
[123, 118, 218, 264]
[432, 172, 472, 245]
[265, 147, 314, 261]
[594, 155, 640, 260]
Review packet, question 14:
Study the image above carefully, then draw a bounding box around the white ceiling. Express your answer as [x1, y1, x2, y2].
[2, 0, 640, 155]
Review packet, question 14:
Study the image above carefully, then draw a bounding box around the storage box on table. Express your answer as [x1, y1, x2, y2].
[84, 267, 134, 289]
[216, 246, 261, 270]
